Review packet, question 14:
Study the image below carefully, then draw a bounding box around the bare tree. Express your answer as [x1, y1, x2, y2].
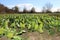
[30, 7, 36, 13]
[42, 7, 46, 13]
[0, 3, 6, 13]
[23, 7, 28, 13]
[12, 6, 19, 13]
[42, 3, 53, 13]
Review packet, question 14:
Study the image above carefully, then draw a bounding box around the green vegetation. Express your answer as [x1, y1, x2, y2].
[0, 13, 60, 40]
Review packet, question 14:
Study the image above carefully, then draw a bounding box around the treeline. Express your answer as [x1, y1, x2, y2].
[0, 3, 21, 13]
[0, 3, 36, 13]
[0, 3, 60, 13]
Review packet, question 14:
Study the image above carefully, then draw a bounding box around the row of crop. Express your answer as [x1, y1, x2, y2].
[0, 14, 60, 40]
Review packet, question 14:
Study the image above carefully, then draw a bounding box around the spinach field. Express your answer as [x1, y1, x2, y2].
[0, 13, 60, 40]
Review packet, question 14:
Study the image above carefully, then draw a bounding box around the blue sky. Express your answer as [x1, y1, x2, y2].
[0, 0, 60, 12]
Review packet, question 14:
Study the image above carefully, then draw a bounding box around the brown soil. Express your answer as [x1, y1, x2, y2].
[0, 36, 10, 40]
[0, 32, 60, 40]
[21, 31, 60, 40]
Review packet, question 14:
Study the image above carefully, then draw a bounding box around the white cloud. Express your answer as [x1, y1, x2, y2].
[51, 8, 60, 12]
[7, 3, 60, 12]
[16, 3, 33, 7]
[15, 3, 34, 11]
[16, 3, 41, 12]
[32, 6, 41, 12]
[16, 3, 34, 10]
[8, 3, 40, 12]
[6, 3, 42, 12]
[6, 5, 15, 9]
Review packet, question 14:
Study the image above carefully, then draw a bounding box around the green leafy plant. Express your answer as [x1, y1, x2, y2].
[0, 27, 5, 35]
[12, 36, 22, 40]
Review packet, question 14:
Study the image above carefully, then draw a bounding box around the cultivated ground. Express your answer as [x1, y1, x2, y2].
[0, 13, 60, 40]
